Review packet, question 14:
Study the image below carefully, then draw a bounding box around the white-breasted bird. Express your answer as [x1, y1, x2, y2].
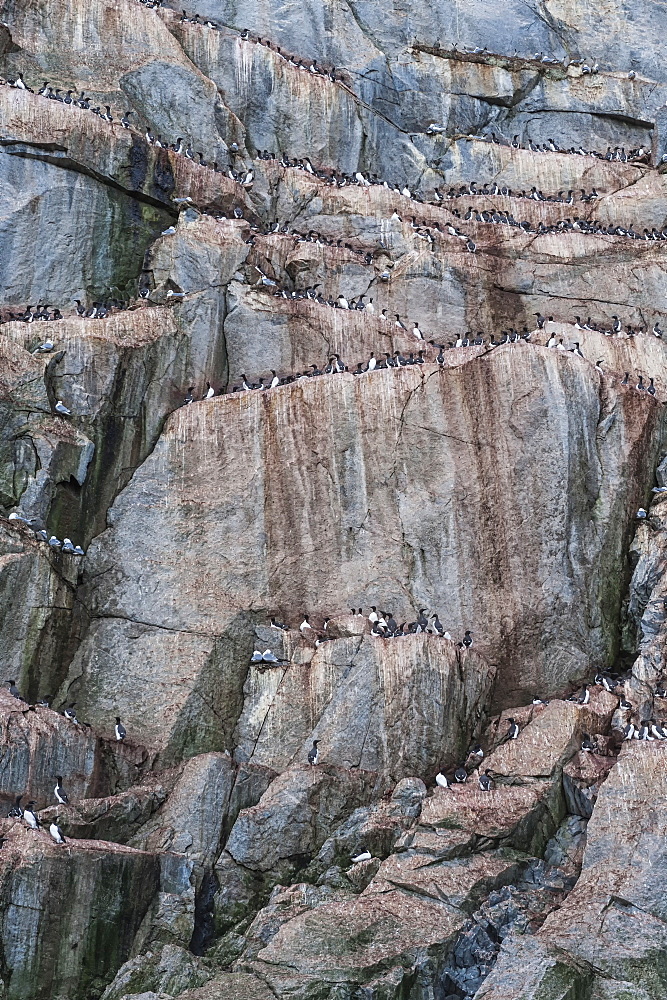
[351, 850, 372, 863]
[49, 821, 66, 844]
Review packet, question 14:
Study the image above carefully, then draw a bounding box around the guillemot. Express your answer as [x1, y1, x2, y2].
[351, 850, 372, 863]
[308, 740, 320, 765]
[506, 718, 520, 740]
[24, 802, 39, 830]
[54, 777, 68, 805]
[49, 821, 66, 844]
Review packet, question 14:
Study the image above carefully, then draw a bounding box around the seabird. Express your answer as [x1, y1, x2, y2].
[578, 687, 590, 705]
[261, 649, 279, 663]
[54, 777, 68, 805]
[581, 733, 595, 752]
[7, 679, 22, 700]
[204, 382, 214, 399]
[24, 802, 39, 830]
[461, 630, 473, 647]
[54, 401, 71, 416]
[8, 795, 23, 818]
[270, 616, 288, 630]
[368, 607, 379, 624]
[651, 720, 667, 739]
[308, 739, 320, 765]
[300, 616, 313, 633]
[478, 770, 493, 791]
[506, 718, 520, 740]
[33, 339, 54, 353]
[115, 717, 126, 741]
[351, 850, 372, 863]
[64, 705, 79, 724]
[162, 226, 177, 236]
[435, 772, 449, 788]
[62, 538, 75, 553]
[48, 535, 61, 548]
[636, 508, 647, 519]
[623, 722, 635, 740]
[49, 821, 66, 845]
[250, 650, 263, 662]
[454, 767, 467, 783]
[636, 721, 652, 740]
[430, 614, 444, 635]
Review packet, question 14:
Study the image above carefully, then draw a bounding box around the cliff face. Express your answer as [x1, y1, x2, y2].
[1, 0, 667, 997]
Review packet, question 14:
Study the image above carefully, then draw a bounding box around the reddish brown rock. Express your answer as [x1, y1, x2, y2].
[484, 693, 617, 779]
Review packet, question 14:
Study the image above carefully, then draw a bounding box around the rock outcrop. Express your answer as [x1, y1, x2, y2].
[2, 0, 667, 997]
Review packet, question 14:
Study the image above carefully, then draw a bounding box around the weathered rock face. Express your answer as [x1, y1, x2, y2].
[2, 0, 667, 998]
[63, 345, 663, 751]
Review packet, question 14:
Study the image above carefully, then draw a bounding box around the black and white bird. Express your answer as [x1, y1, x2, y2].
[461, 630, 473, 648]
[351, 849, 372, 863]
[270, 616, 289, 630]
[581, 733, 595, 752]
[7, 679, 23, 700]
[115, 717, 126, 741]
[54, 777, 68, 805]
[300, 617, 313, 634]
[435, 771, 449, 788]
[506, 718, 520, 740]
[8, 795, 23, 818]
[33, 339, 54, 354]
[308, 740, 320, 765]
[578, 687, 590, 705]
[430, 614, 444, 635]
[63, 705, 79, 724]
[478, 770, 493, 791]
[49, 821, 66, 845]
[650, 719, 667, 740]
[454, 767, 467, 783]
[24, 802, 39, 830]
[623, 722, 636, 740]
